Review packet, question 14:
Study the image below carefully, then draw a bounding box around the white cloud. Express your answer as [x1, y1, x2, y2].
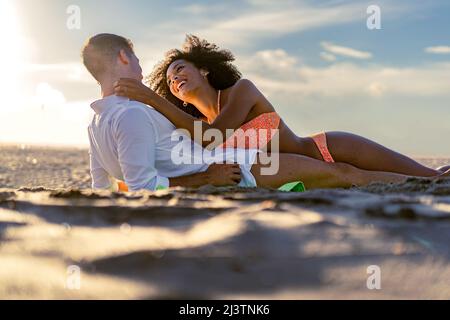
[26, 62, 93, 83]
[366, 82, 386, 97]
[425, 46, 450, 54]
[320, 51, 337, 62]
[179, 4, 209, 15]
[203, 5, 362, 47]
[132, 0, 415, 66]
[255, 49, 298, 69]
[0, 99, 93, 146]
[34, 82, 66, 107]
[174, 0, 415, 49]
[178, 3, 228, 15]
[238, 49, 300, 83]
[240, 49, 450, 99]
[321, 42, 372, 59]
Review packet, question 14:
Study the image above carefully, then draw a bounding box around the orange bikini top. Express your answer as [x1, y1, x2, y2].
[220, 112, 281, 149]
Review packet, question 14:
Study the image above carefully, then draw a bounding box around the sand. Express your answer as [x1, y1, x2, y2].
[0, 144, 449, 299]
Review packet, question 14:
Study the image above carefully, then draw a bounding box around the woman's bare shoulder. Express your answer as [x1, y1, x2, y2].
[232, 78, 256, 90]
[227, 79, 260, 98]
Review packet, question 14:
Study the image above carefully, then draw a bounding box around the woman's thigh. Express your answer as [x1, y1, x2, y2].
[250, 153, 347, 189]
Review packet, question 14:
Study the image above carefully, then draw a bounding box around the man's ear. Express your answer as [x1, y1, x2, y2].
[118, 49, 130, 65]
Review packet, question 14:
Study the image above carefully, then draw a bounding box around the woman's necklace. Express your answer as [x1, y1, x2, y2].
[217, 90, 221, 111]
[208, 90, 221, 124]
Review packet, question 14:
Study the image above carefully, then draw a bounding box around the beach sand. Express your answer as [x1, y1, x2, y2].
[0, 144, 449, 299]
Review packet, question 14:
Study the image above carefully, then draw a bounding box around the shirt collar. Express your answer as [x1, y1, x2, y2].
[90, 95, 129, 114]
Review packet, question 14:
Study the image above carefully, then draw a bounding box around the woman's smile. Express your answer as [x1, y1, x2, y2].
[177, 80, 187, 91]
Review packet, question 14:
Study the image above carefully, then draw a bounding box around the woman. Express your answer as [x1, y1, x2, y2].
[114, 35, 448, 177]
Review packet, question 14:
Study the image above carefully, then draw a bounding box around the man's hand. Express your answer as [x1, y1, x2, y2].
[114, 78, 158, 105]
[204, 163, 242, 186]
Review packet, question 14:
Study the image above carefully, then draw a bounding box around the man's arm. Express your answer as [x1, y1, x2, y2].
[88, 137, 111, 190]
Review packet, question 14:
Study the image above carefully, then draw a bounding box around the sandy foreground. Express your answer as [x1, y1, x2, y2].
[0, 145, 449, 299]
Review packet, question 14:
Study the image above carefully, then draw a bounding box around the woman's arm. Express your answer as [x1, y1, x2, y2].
[169, 164, 242, 188]
[114, 79, 261, 148]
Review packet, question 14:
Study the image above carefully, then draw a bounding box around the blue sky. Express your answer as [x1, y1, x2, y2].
[1, 0, 449, 156]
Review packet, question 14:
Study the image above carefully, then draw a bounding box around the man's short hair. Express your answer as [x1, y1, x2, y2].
[81, 33, 134, 81]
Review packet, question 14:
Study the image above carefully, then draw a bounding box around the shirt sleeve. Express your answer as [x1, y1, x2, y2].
[89, 141, 111, 190]
[115, 107, 170, 191]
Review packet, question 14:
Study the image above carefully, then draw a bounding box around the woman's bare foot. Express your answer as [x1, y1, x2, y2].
[437, 165, 450, 173]
[434, 169, 450, 179]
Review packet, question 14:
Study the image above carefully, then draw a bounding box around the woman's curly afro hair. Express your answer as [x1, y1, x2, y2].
[146, 35, 242, 118]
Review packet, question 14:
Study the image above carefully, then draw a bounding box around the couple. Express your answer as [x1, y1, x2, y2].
[82, 33, 449, 192]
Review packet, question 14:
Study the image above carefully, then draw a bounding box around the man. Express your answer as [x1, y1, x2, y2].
[83, 34, 260, 190]
[82, 33, 412, 191]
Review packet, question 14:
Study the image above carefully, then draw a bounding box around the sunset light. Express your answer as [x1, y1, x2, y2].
[0, 0, 26, 109]
[0, 0, 449, 303]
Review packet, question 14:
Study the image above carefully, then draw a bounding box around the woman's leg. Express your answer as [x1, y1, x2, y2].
[437, 165, 450, 173]
[325, 131, 439, 177]
[251, 153, 413, 190]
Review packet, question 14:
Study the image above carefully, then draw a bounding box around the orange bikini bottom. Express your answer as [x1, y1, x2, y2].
[311, 132, 335, 163]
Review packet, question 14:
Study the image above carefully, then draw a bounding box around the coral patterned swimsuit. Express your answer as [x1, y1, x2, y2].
[218, 90, 335, 163]
[220, 112, 281, 150]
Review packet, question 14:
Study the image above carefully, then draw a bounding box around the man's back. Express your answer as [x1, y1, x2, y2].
[88, 95, 209, 190]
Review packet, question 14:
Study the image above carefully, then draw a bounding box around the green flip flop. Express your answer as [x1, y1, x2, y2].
[278, 181, 306, 192]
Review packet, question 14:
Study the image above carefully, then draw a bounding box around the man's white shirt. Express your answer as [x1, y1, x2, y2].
[88, 95, 258, 191]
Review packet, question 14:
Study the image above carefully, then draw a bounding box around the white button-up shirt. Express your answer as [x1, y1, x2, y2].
[88, 95, 258, 191]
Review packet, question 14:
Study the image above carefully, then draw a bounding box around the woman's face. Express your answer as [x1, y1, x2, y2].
[166, 59, 207, 102]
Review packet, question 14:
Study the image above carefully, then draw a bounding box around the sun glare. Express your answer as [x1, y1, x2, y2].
[0, 0, 26, 109]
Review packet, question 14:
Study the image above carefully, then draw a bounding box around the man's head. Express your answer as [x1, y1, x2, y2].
[81, 33, 143, 84]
